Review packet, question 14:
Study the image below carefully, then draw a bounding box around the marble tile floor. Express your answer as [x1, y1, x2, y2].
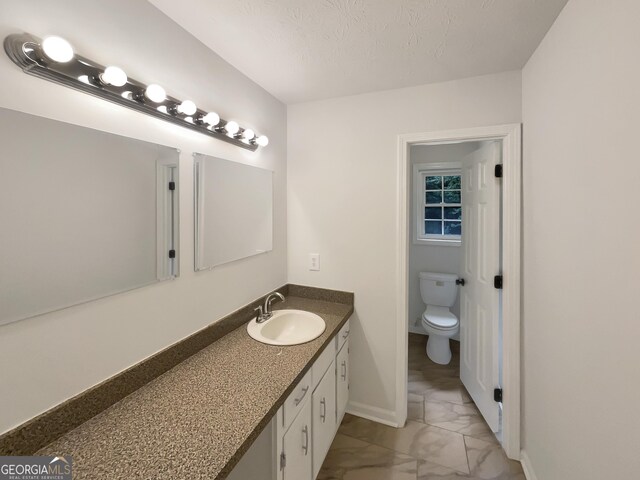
[318, 334, 524, 480]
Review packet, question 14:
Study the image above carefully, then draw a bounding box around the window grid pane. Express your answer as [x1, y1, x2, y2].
[422, 173, 462, 238]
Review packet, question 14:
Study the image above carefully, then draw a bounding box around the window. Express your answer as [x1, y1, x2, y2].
[414, 164, 462, 245]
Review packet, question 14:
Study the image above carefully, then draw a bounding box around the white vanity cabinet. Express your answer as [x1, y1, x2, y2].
[276, 318, 350, 480]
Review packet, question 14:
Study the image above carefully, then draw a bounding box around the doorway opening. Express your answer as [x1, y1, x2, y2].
[396, 125, 522, 460]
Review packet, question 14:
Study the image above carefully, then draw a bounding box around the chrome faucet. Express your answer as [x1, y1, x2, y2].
[254, 292, 285, 323]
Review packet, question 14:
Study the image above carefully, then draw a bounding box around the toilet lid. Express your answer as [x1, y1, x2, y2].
[422, 306, 459, 329]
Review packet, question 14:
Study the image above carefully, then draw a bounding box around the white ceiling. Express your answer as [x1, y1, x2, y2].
[150, 0, 567, 104]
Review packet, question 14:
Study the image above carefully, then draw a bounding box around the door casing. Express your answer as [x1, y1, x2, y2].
[396, 124, 522, 460]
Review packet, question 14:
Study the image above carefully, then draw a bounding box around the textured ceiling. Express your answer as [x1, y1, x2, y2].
[150, 0, 568, 104]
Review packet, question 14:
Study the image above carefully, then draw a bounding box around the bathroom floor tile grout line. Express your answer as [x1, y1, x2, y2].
[318, 335, 525, 479]
[335, 427, 471, 473]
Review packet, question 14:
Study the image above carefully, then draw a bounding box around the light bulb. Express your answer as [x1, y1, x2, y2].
[145, 84, 166, 103]
[256, 135, 269, 147]
[42, 36, 74, 63]
[178, 100, 197, 115]
[202, 112, 220, 126]
[242, 129, 255, 141]
[100, 66, 127, 87]
[225, 121, 239, 135]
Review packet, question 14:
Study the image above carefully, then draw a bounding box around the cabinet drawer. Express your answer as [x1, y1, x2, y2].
[312, 341, 336, 391]
[336, 319, 350, 352]
[283, 369, 312, 431]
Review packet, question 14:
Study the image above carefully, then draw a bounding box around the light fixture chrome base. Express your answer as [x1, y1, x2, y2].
[3, 32, 260, 151]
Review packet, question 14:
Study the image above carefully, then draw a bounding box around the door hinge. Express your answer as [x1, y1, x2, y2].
[494, 275, 503, 289]
[280, 451, 286, 470]
[494, 388, 503, 403]
[168, 181, 176, 191]
[168, 249, 176, 259]
[494, 164, 503, 178]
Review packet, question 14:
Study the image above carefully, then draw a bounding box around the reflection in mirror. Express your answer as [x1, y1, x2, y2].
[194, 153, 273, 270]
[0, 107, 179, 326]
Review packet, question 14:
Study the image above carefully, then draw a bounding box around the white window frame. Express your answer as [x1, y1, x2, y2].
[413, 161, 462, 246]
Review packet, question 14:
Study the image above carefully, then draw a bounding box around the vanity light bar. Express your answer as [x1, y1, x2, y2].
[3, 33, 269, 151]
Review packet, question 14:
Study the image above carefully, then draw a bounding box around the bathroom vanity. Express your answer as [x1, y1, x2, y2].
[227, 317, 350, 480]
[23, 289, 352, 480]
[275, 318, 350, 480]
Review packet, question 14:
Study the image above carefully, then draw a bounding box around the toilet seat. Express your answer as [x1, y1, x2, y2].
[422, 305, 459, 330]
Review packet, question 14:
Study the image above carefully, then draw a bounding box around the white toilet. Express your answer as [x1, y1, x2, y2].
[419, 272, 460, 365]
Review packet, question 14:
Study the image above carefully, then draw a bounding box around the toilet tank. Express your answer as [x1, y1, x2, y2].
[419, 272, 459, 307]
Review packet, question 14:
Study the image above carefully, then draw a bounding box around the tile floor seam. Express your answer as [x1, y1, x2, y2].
[335, 430, 412, 457]
[319, 335, 525, 479]
[337, 423, 471, 475]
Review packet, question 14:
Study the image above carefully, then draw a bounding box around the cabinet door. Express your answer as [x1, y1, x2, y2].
[282, 399, 312, 480]
[312, 360, 336, 479]
[227, 418, 275, 480]
[336, 339, 349, 424]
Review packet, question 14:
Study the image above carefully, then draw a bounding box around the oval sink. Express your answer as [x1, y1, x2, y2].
[247, 309, 326, 346]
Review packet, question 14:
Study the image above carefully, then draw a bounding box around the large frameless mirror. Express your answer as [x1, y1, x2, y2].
[194, 153, 273, 271]
[0, 107, 179, 326]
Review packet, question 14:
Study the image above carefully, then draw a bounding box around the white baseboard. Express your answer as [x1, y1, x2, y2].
[408, 326, 427, 335]
[520, 450, 538, 480]
[346, 401, 399, 427]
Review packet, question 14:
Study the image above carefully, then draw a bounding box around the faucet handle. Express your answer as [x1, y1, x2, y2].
[254, 305, 264, 318]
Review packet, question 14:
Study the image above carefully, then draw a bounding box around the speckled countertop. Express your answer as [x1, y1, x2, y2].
[37, 296, 352, 479]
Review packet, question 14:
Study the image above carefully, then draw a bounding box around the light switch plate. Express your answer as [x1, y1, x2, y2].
[309, 253, 320, 271]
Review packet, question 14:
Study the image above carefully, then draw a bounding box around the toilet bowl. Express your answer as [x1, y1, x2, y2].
[419, 272, 460, 365]
[421, 306, 459, 364]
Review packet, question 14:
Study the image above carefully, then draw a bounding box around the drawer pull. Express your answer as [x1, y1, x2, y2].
[294, 386, 309, 406]
[341, 361, 347, 380]
[320, 398, 326, 422]
[342, 330, 349, 339]
[302, 425, 309, 455]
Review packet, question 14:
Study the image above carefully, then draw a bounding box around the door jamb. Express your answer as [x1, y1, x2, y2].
[396, 124, 522, 459]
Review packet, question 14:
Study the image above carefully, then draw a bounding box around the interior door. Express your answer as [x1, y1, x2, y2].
[460, 141, 502, 432]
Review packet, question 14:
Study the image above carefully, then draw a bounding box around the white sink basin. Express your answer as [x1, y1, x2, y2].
[247, 309, 326, 346]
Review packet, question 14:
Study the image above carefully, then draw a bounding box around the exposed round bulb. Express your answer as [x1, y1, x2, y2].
[256, 135, 269, 147]
[225, 121, 239, 135]
[242, 129, 255, 141]
[145, 84, 166, 103]
[42, 36, 74, 63]
[202, 112, 220, 126]
[178, 100, 197, 115]
[100, 66, 128, 87]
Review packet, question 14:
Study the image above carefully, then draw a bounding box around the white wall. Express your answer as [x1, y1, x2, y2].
[521, 0, 640, 478]
[288, 72, 521, 422]
[0, 0, 286, 434]
[408, 143, 482, 336]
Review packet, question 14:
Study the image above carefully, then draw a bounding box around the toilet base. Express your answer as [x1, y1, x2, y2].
[426, 334, 452, 365]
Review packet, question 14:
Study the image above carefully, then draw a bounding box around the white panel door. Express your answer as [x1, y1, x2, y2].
[336, 340, 349, 424]
[460, 141, 502, 432]
[282, 399, 312, 480]
[312, 360, 336, 479]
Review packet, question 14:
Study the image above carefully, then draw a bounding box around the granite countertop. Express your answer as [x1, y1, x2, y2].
[37, 296, 353, 479]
